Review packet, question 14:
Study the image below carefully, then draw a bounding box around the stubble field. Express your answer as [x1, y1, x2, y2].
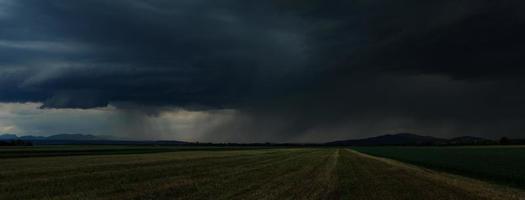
[0, 147, 524, 200]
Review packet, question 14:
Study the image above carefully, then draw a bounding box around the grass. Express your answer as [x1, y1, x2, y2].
[351, 146, 525, 188]
[0, 147, 523, 199]
[0, 145, 268, 158]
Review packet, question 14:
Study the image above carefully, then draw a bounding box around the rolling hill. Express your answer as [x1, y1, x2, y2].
[327, 133, 498, 146]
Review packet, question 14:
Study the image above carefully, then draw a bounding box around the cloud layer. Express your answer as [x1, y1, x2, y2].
[0, 0, 524, 141]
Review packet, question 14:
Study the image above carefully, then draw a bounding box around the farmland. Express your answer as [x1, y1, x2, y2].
[1, 147, 524, 199]
[352, 146, 525, 188]
[0, 145, 266, 159]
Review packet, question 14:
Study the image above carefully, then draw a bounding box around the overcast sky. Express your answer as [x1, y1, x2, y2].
[0, 0, 524, 142]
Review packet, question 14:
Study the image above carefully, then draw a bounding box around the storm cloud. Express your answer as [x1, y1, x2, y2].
[0, 0, 524, 142]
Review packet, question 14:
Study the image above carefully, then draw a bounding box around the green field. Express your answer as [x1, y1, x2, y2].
[352, 146, 525, 188]
[1, 147, 524, 200]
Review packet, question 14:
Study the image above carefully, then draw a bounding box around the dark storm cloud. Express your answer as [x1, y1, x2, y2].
[1, 0, 525, 141]
[0, 0, 316, 108]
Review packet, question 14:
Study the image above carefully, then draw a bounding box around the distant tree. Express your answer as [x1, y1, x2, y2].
[0, 139, 32, 146]
[500, 137, 510, 145]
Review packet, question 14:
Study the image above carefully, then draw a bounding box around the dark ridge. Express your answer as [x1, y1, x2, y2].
[326, 133, 445, 146]
[326, 133, 507, 146]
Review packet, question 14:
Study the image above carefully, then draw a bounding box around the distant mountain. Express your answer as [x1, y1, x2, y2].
[19, 135, 47, 140]
[0, 133, 190, 145]
[0, 134, 105, 141]
[0, 134, 19, 140]
[326, 133, 497, 146]
[327, 133, 445, 146]
[46, 134, 100, 140]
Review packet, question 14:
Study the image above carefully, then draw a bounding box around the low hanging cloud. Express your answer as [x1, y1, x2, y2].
[0, 103, 240, 142]
[0, 0, 524, 142]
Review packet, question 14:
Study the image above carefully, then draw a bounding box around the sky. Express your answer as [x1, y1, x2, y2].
[0, 0, 524, 142]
